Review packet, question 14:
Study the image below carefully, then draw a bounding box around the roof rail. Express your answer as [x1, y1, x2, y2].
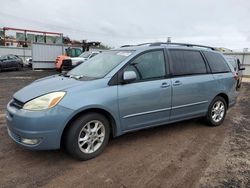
[149, 42, 217, 50]
[120, 42, 217, 51]
[120, 45, 135, 48]
[120, 43, 151, 48]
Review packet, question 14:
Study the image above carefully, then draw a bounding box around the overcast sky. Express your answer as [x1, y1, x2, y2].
[1, 0, 250, 50]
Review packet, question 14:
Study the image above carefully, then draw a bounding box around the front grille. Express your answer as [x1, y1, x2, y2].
[10, 98, 24, 109]
[62, 59, 72, 66]
[62, 59, 73, 70]
[8, 129, 21, 143]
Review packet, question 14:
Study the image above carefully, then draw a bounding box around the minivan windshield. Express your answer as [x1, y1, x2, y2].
[67, 50, 133, 79]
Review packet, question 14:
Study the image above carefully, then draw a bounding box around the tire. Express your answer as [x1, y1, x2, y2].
[64, 113, 110, 160]
[206, 96, 227, 126]
[17, 64, 22, 71]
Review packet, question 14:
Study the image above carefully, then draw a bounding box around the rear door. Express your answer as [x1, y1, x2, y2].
[203, 51, 236, 104]
[4, 56, 15, 69]
[118, 50, 172, 131]
[8, 55, 18, 68]
[169, 49, 216, 121]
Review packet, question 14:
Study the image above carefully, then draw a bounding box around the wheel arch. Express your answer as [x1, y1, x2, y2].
[215, 93, 229, 108]
[61, 107, 118, 147]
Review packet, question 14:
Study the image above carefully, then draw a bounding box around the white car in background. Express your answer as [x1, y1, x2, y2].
[61, 51, 102, 70]
[226, 56, 245, 89]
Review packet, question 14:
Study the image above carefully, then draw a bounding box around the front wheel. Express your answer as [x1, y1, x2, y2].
[64, 113, 110, 160]
[206, 96, 227, 126]
[17, 64, 23, 71]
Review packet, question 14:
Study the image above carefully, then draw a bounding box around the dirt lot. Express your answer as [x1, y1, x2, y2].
[0, 69, 249, 188]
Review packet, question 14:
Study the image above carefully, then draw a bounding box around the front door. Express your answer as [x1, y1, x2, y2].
[118, 50, 172, 131]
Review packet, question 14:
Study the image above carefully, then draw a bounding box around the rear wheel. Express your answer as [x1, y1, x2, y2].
[206, 96, 227, 126]
[64, 113, 110, 160]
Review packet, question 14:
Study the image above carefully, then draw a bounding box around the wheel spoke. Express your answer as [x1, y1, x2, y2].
[215, 103, 219, 110]
[79, 136, 88, 142]
[79, 140, 88, 147]
[86, 142, 92, 152]
[220, 105, 224, 111]
[90, 142, 95, 152]
[97, 133, 104, 139]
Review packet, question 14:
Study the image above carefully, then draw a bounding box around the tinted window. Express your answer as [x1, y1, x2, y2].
[124, 50, 166, 81]
[75, 49, 82, 57]
[226, 57, 237, 71]
[0, 55, 8, 60]
[203, 51, 230, 73]
[170, 50, 207, 76]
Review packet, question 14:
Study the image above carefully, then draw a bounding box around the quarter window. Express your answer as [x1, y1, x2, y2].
[203, 51, 230, 73]
[170, 50, 207, 76]
[124, 50, 166, 81]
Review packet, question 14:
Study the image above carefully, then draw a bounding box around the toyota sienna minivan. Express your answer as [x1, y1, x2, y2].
[6, 43, 237, 160]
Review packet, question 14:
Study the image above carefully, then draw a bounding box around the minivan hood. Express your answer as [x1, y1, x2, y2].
[13, 75, 82, 102]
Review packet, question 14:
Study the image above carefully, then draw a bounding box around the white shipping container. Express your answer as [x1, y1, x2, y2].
[32, 43, 68, 69]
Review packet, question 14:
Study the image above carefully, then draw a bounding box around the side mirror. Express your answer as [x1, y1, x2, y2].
[123, 71, 137, 83]
[240, 67, 245, 71]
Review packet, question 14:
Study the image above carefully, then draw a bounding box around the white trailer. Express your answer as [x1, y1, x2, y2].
[224, 52, 250, 77]
[32, 43, 68, 69]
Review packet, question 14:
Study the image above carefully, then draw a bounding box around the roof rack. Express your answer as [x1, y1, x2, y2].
[149, 42, 216, 50]
[120, 42, 217, 51]
[120, 45, 135, 48]
[120, 43, 152, 48]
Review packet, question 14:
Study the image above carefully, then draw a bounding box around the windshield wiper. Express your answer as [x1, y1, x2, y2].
[70, 75, 83, 80]
[59, 71, 70, 77]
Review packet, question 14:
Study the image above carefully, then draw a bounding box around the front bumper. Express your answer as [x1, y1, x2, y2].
[5, 102, 74, 150]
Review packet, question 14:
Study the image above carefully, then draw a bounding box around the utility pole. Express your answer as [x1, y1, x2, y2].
[167, 37, 171, 43]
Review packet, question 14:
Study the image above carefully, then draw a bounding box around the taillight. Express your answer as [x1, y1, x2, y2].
[232, 72, 238, 80]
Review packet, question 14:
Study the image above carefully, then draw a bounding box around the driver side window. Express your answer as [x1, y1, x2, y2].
[124, 50, 166, 81]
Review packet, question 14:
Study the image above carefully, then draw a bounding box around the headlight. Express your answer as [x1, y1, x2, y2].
[23, 92, 66, 111]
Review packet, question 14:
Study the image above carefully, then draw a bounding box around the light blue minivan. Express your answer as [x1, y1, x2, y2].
[6, 43, 237, 160]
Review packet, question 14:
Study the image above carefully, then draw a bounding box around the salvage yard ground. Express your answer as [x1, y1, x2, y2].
[0, 69, 249, 188]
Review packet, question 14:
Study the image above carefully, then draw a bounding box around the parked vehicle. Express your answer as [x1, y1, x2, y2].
[24, 58, 32, 68]
[61, 51, 101, 71]
[55, 47, 82, 71]
[226, 57, 245, 89]
[6, 43, 237, 160]
[0, 54, 23, 71]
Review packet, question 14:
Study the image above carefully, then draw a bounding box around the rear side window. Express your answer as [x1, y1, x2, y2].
[169, 50, 207, 76]
[203, 52, 230, 73]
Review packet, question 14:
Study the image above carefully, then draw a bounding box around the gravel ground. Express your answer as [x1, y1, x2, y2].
[0, 69, 249, 188]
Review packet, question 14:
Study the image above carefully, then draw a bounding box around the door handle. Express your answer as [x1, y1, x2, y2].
[161, 82, 170, 88]
[173, 80, 182, 86]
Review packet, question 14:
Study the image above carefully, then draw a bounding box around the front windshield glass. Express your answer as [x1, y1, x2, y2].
[68, 50, 133, 79]
[79, 52, 91, 58]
